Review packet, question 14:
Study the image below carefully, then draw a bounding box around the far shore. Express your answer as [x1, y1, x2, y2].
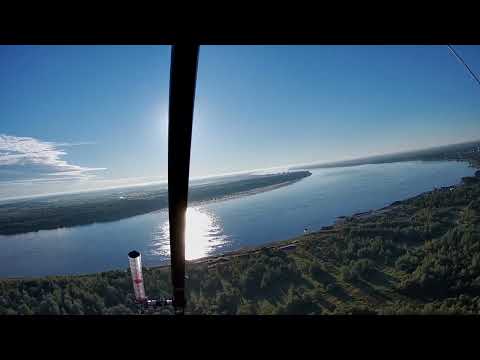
[188, 177, 307, 207]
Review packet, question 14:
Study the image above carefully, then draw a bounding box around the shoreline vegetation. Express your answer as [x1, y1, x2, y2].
[1, 141, 480, 314]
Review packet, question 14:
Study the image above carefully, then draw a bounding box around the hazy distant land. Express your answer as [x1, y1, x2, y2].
[290, 140, 480, 171]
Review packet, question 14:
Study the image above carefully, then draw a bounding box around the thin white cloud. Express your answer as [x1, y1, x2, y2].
[0, 134, 105, 182]
[0, 175, 168, 202]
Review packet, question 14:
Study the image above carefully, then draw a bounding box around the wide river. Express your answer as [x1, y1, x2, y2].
[0, 160, 475, 278]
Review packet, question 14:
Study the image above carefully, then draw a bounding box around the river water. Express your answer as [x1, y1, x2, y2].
[0, 160, 474, 277]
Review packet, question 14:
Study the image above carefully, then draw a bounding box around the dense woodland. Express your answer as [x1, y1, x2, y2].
[1, 163, 479, 315]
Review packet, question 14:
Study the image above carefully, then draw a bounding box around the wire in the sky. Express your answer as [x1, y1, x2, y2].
[447, 45, 480, 88]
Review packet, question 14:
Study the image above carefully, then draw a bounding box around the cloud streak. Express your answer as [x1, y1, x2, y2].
[0, 134, 105, 182]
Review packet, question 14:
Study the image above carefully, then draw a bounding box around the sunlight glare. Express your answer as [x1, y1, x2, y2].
[151, 207, 228, 260]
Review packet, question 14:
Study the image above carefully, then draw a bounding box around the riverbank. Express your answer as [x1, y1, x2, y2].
[188, 175, 310, 207]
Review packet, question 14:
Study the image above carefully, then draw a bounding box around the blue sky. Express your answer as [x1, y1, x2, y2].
[1, 45, 479, 199]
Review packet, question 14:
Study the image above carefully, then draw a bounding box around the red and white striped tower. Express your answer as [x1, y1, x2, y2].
[128, 251, 146, 302]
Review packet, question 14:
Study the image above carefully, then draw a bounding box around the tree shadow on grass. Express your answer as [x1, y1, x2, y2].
[350, 276, 393, 303]
[327, 283, 354, 302]
[365, 268, 397, 288]
[315, 296, 337, 312]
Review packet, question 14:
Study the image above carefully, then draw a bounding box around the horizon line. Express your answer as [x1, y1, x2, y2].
[1, 138, 479, 203]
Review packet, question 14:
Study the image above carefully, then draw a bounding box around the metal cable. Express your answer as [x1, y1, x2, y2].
[447, 45, 480, 88]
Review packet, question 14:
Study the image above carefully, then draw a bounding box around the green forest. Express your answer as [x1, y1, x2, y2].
[1, 166, 479, 315]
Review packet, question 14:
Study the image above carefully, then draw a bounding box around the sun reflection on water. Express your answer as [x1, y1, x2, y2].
[151, 207, 229, 260]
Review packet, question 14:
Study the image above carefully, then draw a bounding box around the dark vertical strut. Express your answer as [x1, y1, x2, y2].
[168, 44, 199, 315]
